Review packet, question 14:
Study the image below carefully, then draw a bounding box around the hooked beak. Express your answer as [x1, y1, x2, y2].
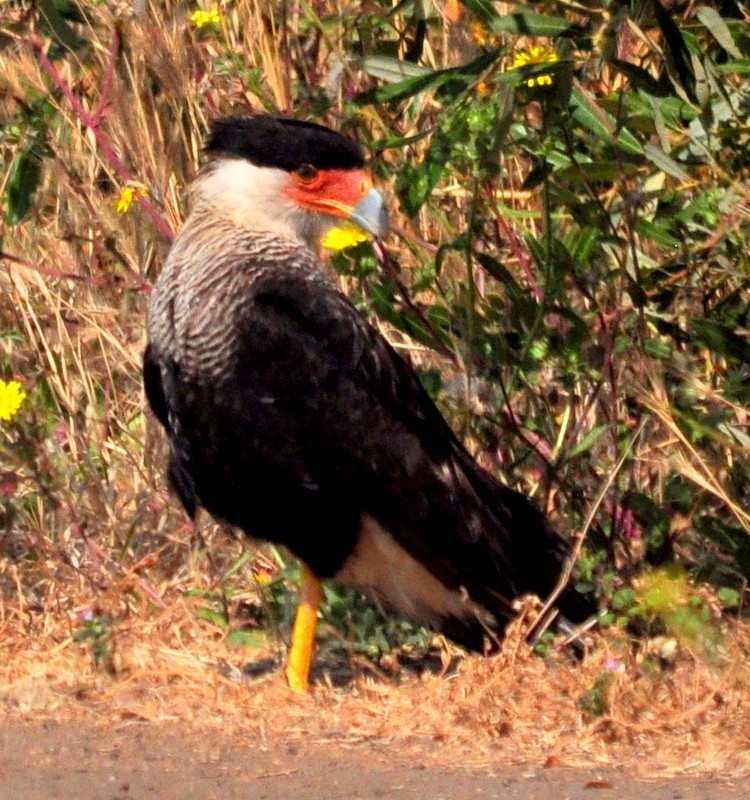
[350, 187, 388, 239]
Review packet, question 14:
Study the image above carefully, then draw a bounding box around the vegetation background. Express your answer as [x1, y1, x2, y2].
[1, 0, 749, 760]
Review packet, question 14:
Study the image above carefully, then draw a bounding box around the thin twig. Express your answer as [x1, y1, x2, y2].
[30, 35, 174, 243]
[529, 418, 647, 640]
[1, 249, 149, 292]
[372, 239, 458, 364]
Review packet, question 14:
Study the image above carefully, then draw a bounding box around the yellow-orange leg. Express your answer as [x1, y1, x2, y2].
[285, 563, 323, 692]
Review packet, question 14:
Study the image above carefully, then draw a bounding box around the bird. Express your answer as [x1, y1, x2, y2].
[144, 114, 591, 692]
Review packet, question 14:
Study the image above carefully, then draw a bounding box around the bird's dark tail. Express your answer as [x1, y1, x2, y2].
[437, 448, 596, 651]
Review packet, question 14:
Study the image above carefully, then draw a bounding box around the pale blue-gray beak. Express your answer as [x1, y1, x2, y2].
[350, 188, 388, 238]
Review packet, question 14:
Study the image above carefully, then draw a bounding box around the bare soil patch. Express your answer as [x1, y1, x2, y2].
[1, 715, 747, 800]
[2, 601, 749, 799]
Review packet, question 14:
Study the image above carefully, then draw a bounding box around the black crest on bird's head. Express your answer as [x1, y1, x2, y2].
[206, 115, 365, 172]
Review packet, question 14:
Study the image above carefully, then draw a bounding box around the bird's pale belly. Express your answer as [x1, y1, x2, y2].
[334, 513, 490, 630]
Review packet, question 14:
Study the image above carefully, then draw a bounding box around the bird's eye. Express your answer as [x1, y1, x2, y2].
[296, 164, 319, 182]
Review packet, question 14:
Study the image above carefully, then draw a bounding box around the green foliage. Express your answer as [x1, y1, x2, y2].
[341, 0, 750, 606]
[577, 671, 612, 718]
[717, 586, 741, 610]
[74, 611, 113, 670]
[7, 142, 44, 224]
[320, 583, 432, 660]
[596, 566, 726, 657]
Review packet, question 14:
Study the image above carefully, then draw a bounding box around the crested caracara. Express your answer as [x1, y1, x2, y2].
[144, 115, 590, 691]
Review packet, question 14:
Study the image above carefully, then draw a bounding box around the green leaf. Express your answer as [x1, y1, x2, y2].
[695, 517, 750, 580]
[369, 282, 452, 352]
[399, 127, 454, 216]
[461, 0, 499, 24]
[714, 59, 750, 75]
[51, 0, 90, 23]
[570, 89, 644, 155]
[653, 0, 696, 103]
[371, 128, 434, 151]
[361, 55, 432, 83]
[226, 630, 268, 649]
[480, 81, 515, 169]
[643, 143, 689, 181]
[489, 11, 574, 37]
[690, 319, 750, 363]
[717, 587, 741, 610]
[566, 226, 601, 269]
[566, 423, 608, 460]
[474, 252, 523, 299]
[355, 64, 445, 105]
[197, 607, 229, 627]
[521, 159, 553, 190]
[612, 587, 637, 612]
[38, 0, 87, 53]
[7, 143, 44, 225]
[223, 550, 253, 579]
[644, 337, 672, 360]
[634, 218, 681, 250]
[357, 48, 503, 105]
[695, 7, 742, 59]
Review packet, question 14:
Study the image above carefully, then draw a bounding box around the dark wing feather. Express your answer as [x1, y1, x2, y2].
[147, 250, 586, 648]
[143, 342, 169, 429]
[143, 343, 198, 517]
[235, 270, 573, 627]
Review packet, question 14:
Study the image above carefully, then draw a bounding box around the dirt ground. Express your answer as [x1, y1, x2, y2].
[1, 715, 747, 800]
[2, 600, 749, 799]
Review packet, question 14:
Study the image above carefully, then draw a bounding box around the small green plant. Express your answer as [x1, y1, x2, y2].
[577, 671, 613, 718]
[74, 609, 113, 670]
[717, 587, 741, 611]
[635, 567, 716, 648]
[320, 583, 432, 661]
[531, 628, 556, 657]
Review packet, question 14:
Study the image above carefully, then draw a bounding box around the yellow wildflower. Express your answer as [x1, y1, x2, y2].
[0, 379, 26, 422]
[191, 9, 221, 29]
[253, 566, 273, 585]
[321, 222, 369, 251]
[511, 44, 559, 88]
[115, 184, 148, 214]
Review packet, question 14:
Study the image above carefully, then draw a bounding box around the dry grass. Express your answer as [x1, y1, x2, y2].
[2, 587, 749, 777]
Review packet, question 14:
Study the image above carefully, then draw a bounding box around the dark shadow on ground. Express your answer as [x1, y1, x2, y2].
[233, 647, 461, 688]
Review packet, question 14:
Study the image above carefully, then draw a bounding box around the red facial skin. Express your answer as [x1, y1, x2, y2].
[284, 166, 373, 219]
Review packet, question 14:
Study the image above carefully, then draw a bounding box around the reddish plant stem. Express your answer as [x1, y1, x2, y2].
[1, 250, 149, 292]
[372, 240, 458, 364]
[487, 192, 542, 302]
[31, 36, 174, 243]
[500, 407, 553, 460]
[91, 25, 118, 125]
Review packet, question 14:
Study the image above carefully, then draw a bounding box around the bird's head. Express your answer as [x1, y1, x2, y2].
[193, 115, 387, 248]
